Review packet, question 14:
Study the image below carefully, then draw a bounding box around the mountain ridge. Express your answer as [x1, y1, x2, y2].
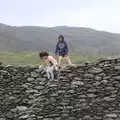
[0, 23, 120, 56]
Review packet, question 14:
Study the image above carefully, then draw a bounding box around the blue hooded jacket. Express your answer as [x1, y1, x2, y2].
[55, 41, 69, 56]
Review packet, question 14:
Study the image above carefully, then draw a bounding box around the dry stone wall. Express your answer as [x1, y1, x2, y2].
[1, 58, 120, 120]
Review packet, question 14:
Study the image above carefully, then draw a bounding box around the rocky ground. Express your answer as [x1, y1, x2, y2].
[1, 58, 120, 120]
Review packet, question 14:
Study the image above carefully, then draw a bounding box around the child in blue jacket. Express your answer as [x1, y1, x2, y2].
[55, 35, 72, 65]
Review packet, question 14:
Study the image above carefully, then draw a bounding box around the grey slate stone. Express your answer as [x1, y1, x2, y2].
[1, 58, 120, 120]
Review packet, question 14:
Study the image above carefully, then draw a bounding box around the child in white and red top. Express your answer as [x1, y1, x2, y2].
[39, 51, 58, 80]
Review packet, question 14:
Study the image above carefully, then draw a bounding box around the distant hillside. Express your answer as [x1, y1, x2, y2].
[0, 23, 120, 56]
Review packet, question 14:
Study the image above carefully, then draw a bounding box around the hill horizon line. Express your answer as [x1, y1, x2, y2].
[0, 22, 120, 56]
[0, 22, 119, 34]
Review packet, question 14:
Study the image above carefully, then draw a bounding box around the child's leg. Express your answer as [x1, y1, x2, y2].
[54, 65, 58, 71]
[46, 66, 54, 80]
[65, 56, 72, 65]
[49, 66, 54, 80]
[58, 56, 63, 65]
[46, 67, 51, 79]
[53, 65, 58, 79]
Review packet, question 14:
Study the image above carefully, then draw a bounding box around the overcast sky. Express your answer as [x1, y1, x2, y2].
[0, 0, 120, 33]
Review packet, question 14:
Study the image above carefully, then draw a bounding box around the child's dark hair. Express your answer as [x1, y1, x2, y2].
[39, 51, 49, 58]
[58, 35, 64, 41]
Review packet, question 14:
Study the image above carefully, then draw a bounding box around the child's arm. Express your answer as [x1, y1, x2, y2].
[64, 41, 69, 55]
[48, 56, 57, 66]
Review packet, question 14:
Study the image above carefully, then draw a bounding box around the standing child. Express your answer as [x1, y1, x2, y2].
[55, 35, 72, 65]
[39, 51, 58, 80]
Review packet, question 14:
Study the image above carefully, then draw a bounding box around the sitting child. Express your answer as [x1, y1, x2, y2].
[39, 51, 58, 80]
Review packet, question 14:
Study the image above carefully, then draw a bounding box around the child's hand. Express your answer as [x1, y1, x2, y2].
[39, 65, 43, 69]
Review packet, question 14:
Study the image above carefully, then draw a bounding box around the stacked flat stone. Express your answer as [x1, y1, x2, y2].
[0, 58, 120, 120]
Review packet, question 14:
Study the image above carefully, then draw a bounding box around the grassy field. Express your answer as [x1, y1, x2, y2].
[0, 52, 101, 65]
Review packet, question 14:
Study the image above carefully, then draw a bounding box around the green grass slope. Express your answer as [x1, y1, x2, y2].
[0, 52, 101, 65]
